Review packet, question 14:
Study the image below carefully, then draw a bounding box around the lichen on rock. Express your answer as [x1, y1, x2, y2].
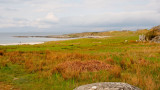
[74, 82, 141, 90]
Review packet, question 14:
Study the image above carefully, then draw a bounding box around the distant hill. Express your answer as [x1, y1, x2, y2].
[67, 25, 160, 38]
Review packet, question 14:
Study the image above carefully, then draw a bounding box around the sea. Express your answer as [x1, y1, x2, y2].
[0, 32, 70, 45]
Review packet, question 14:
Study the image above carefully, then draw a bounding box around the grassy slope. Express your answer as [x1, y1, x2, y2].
[0, 30, 160, 90]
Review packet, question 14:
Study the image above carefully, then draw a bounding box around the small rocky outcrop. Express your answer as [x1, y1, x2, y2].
[139, 34, 146, 42]
[138, 25, 160, 43]
[145, 25, 160, 42]
[150, 36, 160, 43]
[74, 82, 141, 90]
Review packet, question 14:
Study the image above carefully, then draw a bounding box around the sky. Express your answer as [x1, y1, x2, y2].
[0, 0, 160, 33]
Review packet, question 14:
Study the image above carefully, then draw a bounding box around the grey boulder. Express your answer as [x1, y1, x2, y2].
[74, 82, 140, 90]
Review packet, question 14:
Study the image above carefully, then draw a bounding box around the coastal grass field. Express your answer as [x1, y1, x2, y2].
[0, 30, 160, 90]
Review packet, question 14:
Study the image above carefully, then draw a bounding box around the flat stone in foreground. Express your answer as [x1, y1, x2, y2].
[74, 82, 141, 90]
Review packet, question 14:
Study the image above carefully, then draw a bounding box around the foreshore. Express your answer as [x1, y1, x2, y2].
[13, 35, 111, 39]
[0, 42, 44, 46]
[1, 35, 110, 46]
[0, 38, 78, 46]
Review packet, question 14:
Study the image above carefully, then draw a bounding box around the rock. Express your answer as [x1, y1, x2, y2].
[74, 82, 141, 90]
[139, 34, 146, 41]
[150, 36, 160, 43]
[13, 77, 19, 81]
[124, 40, 128, 43]
[91, 86, 97, 90]
[151, 25, 160, 31]
[145, 25, 160, 40]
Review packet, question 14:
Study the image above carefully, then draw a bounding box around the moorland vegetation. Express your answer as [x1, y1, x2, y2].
[0, 26, 160, 90]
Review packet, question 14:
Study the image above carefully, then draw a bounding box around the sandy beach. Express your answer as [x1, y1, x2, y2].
[0, 38, 78, 46]
[0, 42, 44, 46]
[0, 34, 110, 46]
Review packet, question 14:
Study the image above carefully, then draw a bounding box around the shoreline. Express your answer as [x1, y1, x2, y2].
[13, 35, 111, 39]
[0, 42, 44, 46]
[13, 35, 72, 38]
[0, 35, 110, 46]
[0, 38, 79, 46]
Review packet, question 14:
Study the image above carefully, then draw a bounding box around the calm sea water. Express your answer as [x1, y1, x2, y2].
[0, 32, 69, 45]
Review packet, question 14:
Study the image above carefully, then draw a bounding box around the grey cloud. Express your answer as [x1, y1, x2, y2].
[0, 0, 33, 3]
[60, 11, 160, 28]
[0, 0, 160, 32]
[5, 8, 19, 11]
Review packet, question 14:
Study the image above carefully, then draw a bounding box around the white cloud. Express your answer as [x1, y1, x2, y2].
[0, 0, 160, 32]
[61, 11, 160, 27]
[44, 13, 59, 22]
[0, 12, 59, 28]
[32, 12, 59, 28]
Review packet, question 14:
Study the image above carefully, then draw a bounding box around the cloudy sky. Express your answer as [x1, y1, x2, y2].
[0, 0, 160, 33]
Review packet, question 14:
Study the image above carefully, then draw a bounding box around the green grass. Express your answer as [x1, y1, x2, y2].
[0, 64, 76, 90]
[0, 32, 160, 90]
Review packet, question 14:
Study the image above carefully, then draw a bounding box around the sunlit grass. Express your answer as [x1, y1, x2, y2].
[0, 31, 160, 90]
